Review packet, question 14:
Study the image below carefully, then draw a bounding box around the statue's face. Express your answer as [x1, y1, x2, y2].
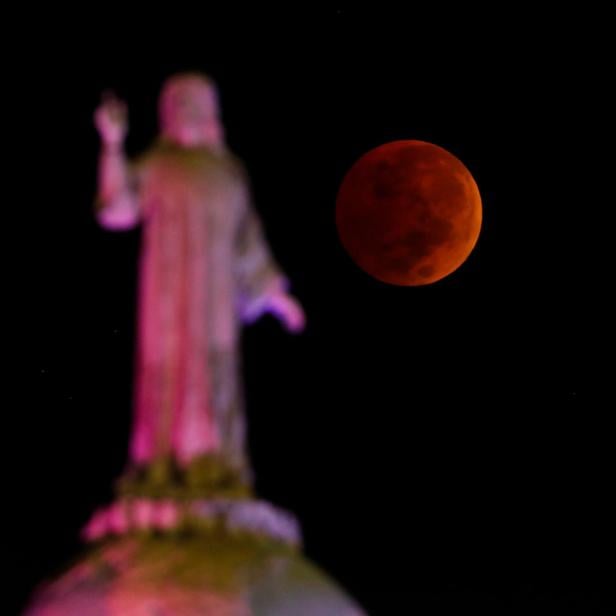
[159, 75, 224, 148]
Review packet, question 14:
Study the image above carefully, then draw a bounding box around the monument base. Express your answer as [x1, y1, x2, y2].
[82, 497, 303, 549]
[23, 528, 367, 615]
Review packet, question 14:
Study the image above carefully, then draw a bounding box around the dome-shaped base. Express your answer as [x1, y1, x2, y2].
[24, 533, 366, 615]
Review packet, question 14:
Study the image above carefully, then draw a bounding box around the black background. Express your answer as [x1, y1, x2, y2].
[9, 6, 612, 614]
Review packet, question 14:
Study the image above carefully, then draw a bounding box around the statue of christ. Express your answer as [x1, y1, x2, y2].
[94, 72, 305, 486]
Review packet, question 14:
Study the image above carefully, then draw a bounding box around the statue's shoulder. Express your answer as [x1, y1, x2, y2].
[128, 141, 161, 175]
[129, 140, 179, 183]
[223, 152, 250, 180]
[135, 139, 170, 164]
[226, 151, 245, 167]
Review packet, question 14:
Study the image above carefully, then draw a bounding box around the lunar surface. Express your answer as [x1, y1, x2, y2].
[336, 140, 482, 285]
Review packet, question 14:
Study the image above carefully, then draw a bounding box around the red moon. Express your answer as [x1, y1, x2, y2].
[335, 140, 482, 285]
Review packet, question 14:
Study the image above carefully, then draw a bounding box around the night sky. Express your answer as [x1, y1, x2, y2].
[9, 7, 611, 614]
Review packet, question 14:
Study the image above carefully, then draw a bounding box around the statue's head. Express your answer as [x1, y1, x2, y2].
[158, 72, 225, 149]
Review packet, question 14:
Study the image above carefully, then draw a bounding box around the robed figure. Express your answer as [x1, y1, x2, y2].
[19, 72, 367, 616]
[94, 73, 305, 487]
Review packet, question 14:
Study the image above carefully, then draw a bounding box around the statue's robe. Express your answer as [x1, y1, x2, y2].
[97, 139, 286, 477]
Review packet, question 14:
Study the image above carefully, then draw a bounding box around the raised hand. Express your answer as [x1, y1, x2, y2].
[94, 91, 128, 148]
[267, 289, 306, 333]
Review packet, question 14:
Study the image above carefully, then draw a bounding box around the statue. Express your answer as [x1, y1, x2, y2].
[23, 72, 367, 616]
[94, 72, 305, 489]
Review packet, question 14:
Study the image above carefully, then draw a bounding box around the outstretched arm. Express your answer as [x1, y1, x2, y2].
[94, 93, 140, 230]
[234, 193, 305, 333]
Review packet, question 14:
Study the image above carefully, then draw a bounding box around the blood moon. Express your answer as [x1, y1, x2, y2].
[335, 140, 482, 285]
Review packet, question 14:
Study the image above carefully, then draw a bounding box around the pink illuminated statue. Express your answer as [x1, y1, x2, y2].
[95, 73, 305, 483]
[23, 73, 367, 616]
